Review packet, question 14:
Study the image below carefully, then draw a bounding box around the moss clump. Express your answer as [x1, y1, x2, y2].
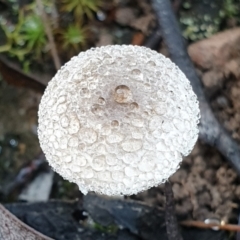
[180, 0, 240, 42]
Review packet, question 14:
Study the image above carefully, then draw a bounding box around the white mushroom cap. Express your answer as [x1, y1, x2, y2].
[38, 45, 200, 196]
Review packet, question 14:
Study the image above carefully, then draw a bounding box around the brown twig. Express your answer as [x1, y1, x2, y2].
[151, 0, 240, 175]
[181, 220, 240, 232]
[36, 0, 61, 70]
[0, 55, 46, 93]
[165, 181, 183, 240]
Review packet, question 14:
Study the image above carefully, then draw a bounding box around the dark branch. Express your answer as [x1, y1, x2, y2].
[150, 0, 240, 175]
[165, 181, 183, 240]
[144, 28, 162, 50]
[0, 56, 46, 93]
[2, 153, 48, 199]
[145, 0, 182, 49]
[236, 213, 240, 240]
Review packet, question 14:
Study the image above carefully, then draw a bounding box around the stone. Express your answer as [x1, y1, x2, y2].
[188, 28, 240, 88]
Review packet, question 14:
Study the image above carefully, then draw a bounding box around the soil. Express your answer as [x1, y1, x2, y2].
[134, 141, 240, 223]
[212, 76, 240, 143]
[0, 78, 41, 187]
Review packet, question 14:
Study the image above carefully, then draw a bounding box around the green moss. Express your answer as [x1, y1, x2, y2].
[93, 222, 118, 234]
[59, 24, 87, 55]
[180, 0, 239, 41]
[180, 14, 220, 41]
[60, 0, 101, 20]
[0, 0, 97, 70]
[0, 11, 47, 70]
[221, 0, 239, 18]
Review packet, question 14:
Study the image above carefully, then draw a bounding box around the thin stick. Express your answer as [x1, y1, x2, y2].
[181, 220, 240, 232]
[165, 181, 183, 240]
[237, 214, 240, 240]
[144, 0, 182, 49]
[36, 0, 61, 70]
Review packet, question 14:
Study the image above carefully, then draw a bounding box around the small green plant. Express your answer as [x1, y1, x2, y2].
[180, 0, 240, 41]
[0, 11, 27, 61]
[0, 10, 47, 72]
[60, 0, 101, 20]
[180, 14, 220, 41]
[0, 14, 23, 51]
[220, 0, 239, 18]
[20, 15, 47, 59]
[0, 0, 93, 72]
[25, 0, 54, 12]
[58, 24, 87, 56]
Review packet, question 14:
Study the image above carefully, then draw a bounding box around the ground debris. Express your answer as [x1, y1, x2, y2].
[188, 28, 240, 89]
[1, 196, 228, 240]
[135, 141, 240, 223]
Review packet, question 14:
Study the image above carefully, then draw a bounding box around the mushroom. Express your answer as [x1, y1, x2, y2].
[38, 45, 200, 196]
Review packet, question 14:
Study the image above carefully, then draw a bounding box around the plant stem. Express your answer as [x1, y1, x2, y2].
[165, 181, 183, 240]
[36, 0, 61, 70]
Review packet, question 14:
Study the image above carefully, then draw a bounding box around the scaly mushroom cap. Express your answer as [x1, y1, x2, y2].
[38, 45, 200, 195]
